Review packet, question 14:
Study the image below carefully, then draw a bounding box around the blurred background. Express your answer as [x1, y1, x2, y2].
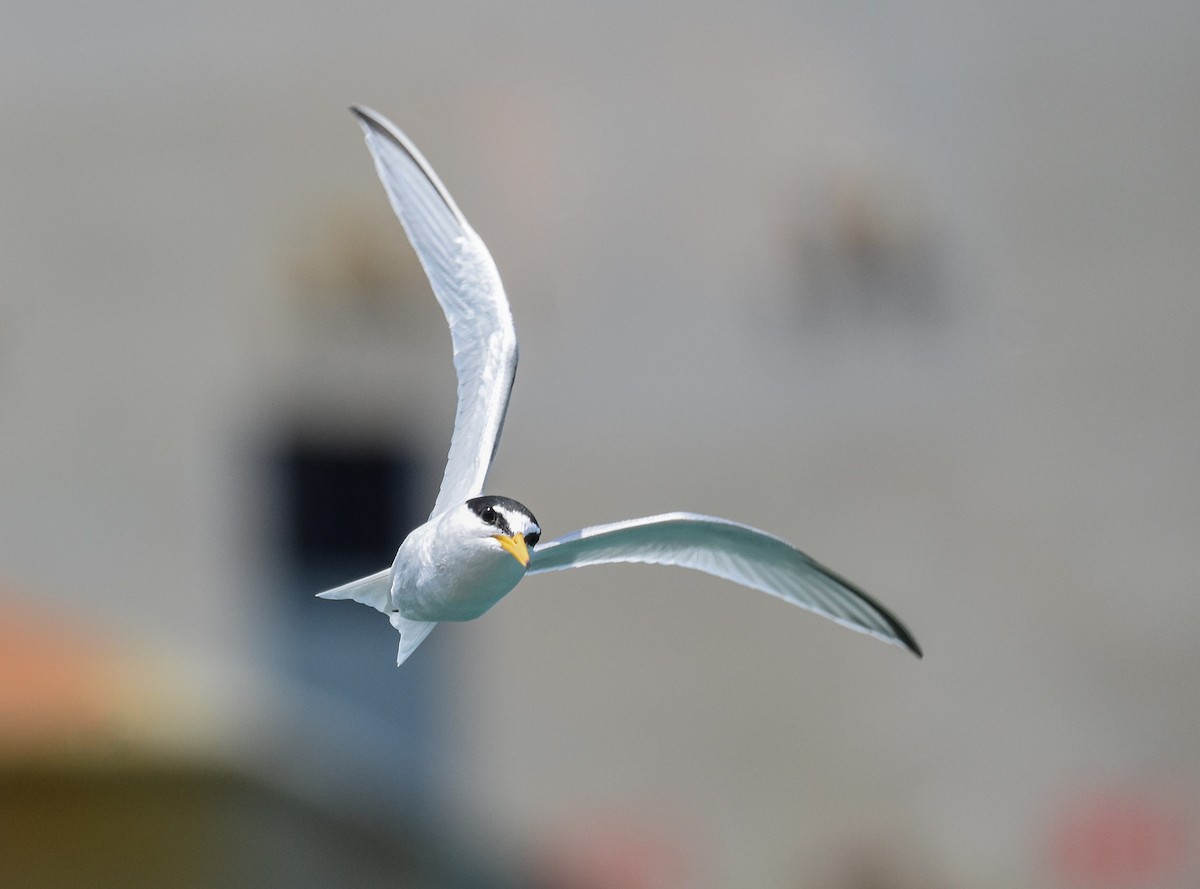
[2, 1, 1199, 886]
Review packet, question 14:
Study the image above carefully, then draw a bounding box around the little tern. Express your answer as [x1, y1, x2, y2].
[317, 106, 922, 665]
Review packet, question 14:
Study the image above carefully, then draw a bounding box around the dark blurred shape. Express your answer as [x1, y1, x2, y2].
[265, 429, 443, 800]
[0, 760, 518, 889]
[278, 435, 421, 573]
[282, 199, 433, 330]
[795, 172, 942, 329]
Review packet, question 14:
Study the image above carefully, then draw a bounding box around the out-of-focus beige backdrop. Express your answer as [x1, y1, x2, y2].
[2, 3, 1198, 887]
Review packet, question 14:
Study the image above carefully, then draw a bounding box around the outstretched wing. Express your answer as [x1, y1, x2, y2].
[528, 513, 922, 656]
[353, 106, 518, 519]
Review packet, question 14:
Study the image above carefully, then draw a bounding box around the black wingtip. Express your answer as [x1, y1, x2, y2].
[814, 560, 922, 659]
[349, 104, 385, 132]
[832, 568, 923, 659]
[882, 611, 923, 659]
[347, 104, 470, 228]
[349, 105, 398, 148]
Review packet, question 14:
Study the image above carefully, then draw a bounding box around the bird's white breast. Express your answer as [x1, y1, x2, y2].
[390, 514, 526, 622]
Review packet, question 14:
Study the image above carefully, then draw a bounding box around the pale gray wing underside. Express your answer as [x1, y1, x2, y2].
[528, 513, 922, 656]
[353, 106, 518, 519]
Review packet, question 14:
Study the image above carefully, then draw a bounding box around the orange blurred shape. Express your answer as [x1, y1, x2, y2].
[0, 598, 123, 749]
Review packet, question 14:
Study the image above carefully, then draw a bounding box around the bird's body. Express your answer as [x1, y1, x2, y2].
[391, 496, 540, 622]
[317, 105, 922, 665]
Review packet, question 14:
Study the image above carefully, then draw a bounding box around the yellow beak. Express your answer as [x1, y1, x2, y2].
[493, 532, 531, 568]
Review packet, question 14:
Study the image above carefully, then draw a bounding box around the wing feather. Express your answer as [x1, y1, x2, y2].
[528, 513, 921, 656]
[353, 106, 518, 518]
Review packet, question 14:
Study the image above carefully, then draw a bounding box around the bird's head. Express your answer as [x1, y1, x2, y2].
[463, 495, 541, 569]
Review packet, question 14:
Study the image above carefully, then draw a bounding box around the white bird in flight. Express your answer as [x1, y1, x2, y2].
[317, 106, 922, 665]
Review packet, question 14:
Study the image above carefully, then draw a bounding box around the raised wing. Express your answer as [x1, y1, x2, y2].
[353, 106, 518, 519]
[528, 513, 921, 656]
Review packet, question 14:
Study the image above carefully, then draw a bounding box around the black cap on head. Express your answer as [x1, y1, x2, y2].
[467, 495, 540, 545]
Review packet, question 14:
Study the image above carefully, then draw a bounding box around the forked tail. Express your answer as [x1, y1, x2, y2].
[316, 569, 438, 665]
[389, 613, 438, 666]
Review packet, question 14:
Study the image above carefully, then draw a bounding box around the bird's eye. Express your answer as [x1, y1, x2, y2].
[525, 529, 540, 547]
[480, 506, 497, 524]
